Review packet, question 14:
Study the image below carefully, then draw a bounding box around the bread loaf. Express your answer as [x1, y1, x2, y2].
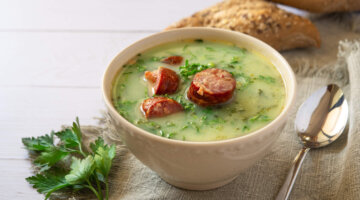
[270, 0, 360, 13]
[165, 0, 321, 51]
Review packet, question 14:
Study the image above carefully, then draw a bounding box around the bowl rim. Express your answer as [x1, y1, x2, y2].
[102, 27, 297, 147]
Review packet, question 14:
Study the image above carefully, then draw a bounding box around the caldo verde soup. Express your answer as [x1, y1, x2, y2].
[112, 39, 285, 142]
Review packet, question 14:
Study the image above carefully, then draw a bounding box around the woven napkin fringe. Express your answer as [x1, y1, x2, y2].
[332, 40, 360, 198]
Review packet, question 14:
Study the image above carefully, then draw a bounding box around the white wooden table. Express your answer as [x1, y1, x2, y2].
[0, 1, 221, 199]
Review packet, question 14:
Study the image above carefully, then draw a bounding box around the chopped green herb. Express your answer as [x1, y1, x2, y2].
[188, 121, 200, 133]
[258, 89, 264, 95]
[231, 56, 240, 64]
[159, 130, 165, 137]
[166, 121, 176, 127]
[209, 117, 226, 125]
[136, 65, 146, 72]
[227, 64, 235, 69]
[205, 46, 215, 51]
[174, 95, 195, 111]
[194, 39, 203, 43]
[257, 75, 276, 83]
[207, 62, 215, 68]
[133, 59, 146, 72]
[226, 107, 245, 114]
[234, 72, 253, 90]
[215, 125, 224, 130]
[179, 60, 209, 79]
[114, 100, 137, 119]
[144, 88, 149, 98]
[167, 132, 176, 139]
[242, 125, 250, 132]
[136, 119, 161, 130]
[150, 56, 162, 62]
[158, 130, 176, 139]
[249, 114, 270, 122]
[181, 125, 189, 130]
[202, 107, 213, 114]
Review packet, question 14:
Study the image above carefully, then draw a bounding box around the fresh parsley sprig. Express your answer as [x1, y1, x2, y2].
[22, 118, 116, 200]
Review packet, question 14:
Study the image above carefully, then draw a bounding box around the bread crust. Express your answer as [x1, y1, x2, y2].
[165, 0, 321, 51]
[270, 0, 360, 13]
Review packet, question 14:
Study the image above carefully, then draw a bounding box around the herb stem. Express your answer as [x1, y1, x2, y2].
[95, 176, 103, 200]
[105, 178, 109, 200]
[44, 183, 70, 200]
[86, 179, 102, 200]
[78, 145, 87, 157]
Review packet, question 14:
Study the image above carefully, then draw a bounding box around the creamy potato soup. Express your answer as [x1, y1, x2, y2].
[112, 39, 286, 142]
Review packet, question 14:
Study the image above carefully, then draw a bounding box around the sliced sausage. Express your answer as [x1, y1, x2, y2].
[144, 67, 179, 95]
[187, 68, 236, 106]
[161, 56, 183, 65]
[144, 71, 157, 83]
[141, 97, 183, 118]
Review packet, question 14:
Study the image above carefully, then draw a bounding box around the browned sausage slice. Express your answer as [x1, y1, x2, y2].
[161, 56, 183, 65]
[141, 97, 183, 118]
[144, 67, 179, 95]
[187, 68, 236, 106]
[144, 71, 157, 83]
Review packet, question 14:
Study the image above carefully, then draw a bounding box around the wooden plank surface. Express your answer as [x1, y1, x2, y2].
[0, 32, 152, 87]
[0, 86, 102, 159]
[0, 159, 43, 199]
[0, 0, 220, 31]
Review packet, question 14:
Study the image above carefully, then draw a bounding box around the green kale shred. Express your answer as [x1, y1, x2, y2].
[179, 60, 210, 79]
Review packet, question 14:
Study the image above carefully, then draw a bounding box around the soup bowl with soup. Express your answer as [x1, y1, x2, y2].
[102, 28, 296, 190]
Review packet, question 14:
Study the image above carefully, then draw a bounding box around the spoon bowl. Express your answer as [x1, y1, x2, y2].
[295, 84, 348, 148]
[276, 84, 348, 200]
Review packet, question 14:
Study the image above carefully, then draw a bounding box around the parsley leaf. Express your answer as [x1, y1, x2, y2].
[65, 156, 95, 185]
[34, 146, 69, 167]
[93, 144, 116, 181]
[71, 117, 82, 146]
[22, 133, 54, 152]
[55, 129, 81, 149]
[26, 173, 69, 200]
[90, 137, 106, 153]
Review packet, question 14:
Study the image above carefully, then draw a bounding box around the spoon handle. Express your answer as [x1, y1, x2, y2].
[276, 147, 310, 200]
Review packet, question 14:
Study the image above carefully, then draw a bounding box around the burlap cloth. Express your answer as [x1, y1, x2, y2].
[78, 14, 360, 200]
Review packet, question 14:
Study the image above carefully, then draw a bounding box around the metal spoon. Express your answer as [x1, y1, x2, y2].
[276, 84, 348, 200]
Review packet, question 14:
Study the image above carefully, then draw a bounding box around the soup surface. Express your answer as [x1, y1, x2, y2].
[112, 39, 286, 142]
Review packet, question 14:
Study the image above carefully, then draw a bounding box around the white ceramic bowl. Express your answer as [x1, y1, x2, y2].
[102, 28, 296, 190]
